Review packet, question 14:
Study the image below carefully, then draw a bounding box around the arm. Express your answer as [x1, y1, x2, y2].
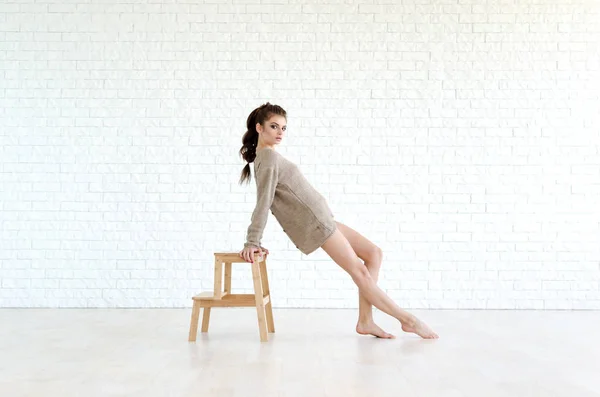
[244, 163, 278, 249]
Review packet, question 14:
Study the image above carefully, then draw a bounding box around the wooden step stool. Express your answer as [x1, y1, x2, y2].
[188, 251, 275, 342]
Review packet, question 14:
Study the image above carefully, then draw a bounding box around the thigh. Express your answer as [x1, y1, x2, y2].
[320, 228, 366, 277]
[334, 221, 380, 262]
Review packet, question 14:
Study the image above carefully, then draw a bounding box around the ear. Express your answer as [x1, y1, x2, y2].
[255, 122, 262, 133]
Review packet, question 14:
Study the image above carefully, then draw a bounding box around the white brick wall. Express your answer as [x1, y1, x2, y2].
[1, 0, 599, 309]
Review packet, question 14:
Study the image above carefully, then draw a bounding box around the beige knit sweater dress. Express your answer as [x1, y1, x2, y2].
[244, 147, 337, 255]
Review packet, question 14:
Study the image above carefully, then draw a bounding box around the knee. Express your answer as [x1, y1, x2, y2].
[365, 246, 383, 267]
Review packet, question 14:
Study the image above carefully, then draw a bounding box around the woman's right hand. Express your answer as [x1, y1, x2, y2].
[239, 245, 262, 263]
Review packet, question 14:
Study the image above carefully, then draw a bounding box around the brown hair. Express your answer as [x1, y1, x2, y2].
[238, 102, 287, 185]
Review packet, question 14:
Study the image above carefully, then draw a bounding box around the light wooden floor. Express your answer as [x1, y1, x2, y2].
[0, 308, 598, 397]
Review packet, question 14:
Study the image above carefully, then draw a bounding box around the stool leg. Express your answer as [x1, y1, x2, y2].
[188, 300, 201, 342]
[214, 259, 223, 298]
[251, 260, 268, 342]
[201, 307, 211, 332]
[259, 258, 275, 333]
[224, 262, 232, 294]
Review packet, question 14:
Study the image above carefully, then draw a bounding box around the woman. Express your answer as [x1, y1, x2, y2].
[238, 102, 438, 339]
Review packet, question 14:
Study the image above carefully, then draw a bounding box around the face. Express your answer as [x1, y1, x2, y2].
[257, 114, 286, 146]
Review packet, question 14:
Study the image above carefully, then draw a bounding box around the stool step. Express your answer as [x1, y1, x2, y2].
[193, 291, 229, 300]
[193, 292, 270, 307]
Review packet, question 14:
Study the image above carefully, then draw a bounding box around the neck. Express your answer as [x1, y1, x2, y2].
[256, 144, 274, 152]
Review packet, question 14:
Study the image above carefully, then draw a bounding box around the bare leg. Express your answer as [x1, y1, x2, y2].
[358, 254, 395, 338]
[335, 222, 394, 338]
[321, 226, 439, 339]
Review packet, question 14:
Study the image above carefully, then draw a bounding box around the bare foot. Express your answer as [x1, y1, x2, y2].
[356, 321, 395, 339]
[401, 317, 439, 339]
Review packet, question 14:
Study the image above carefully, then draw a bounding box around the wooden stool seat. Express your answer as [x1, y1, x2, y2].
[188, 251, 275, 342]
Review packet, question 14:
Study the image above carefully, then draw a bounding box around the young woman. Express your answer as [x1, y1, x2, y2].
[238, 102, 438, 339]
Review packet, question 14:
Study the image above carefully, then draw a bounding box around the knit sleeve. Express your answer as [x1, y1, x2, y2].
[244, 156, 279, 248]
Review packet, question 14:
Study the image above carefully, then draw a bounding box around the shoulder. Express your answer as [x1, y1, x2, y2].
[257, 148, 279, 166]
